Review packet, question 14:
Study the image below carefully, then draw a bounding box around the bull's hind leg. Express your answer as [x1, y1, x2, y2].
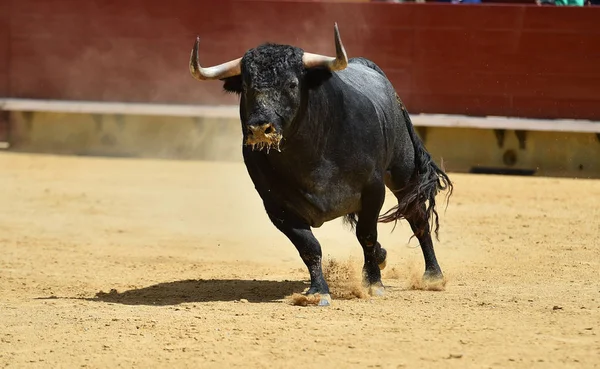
[386, 168, 444, 281]
[266, 209, 331, 306]
[356, 181, 387, 296]
[406, 208, 443, 280]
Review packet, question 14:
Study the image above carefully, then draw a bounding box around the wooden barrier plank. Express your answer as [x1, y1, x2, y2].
[3, 98, 599, 133]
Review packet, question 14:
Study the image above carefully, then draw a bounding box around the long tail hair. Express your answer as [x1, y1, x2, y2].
[377, 95, 453, 240]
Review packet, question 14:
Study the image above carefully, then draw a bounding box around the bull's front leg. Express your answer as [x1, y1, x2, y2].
[266, 209, 331, 306]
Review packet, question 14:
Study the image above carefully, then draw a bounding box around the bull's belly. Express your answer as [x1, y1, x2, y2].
[281, 183, 363, 228]
[245, 152, 374, 228]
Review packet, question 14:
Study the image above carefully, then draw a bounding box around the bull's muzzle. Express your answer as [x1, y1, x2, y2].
[245, 123, 283, 153]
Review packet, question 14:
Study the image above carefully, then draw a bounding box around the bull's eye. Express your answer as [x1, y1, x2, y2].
[288, 81, 298, 90]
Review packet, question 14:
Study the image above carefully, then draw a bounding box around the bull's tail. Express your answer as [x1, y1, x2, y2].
[378, 94, 453, 241]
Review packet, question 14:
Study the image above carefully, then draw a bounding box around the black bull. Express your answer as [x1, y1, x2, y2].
[189, 24, 453, 306]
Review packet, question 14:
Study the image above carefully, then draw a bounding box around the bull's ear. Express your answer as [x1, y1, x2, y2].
[222, 75, 243, 95]
[305, 67, 333, 90]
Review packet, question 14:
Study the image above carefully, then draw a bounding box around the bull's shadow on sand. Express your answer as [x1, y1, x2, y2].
[91, 279, 308, 306]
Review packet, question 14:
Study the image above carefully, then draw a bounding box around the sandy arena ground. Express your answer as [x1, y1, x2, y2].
[0, 152, 599, 368]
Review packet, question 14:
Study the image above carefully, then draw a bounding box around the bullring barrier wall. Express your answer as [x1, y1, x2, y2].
[1, 1, 599, 178]
[0, 0, 599, 120]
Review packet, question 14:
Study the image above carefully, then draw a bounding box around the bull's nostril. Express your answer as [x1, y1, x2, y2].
[247, 123, 275, 137]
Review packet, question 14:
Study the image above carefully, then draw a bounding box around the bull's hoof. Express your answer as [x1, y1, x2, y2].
[369, 285, 385, 297]
[419, 270, 446, 291]
[368, 282, 385, 297]
[378, 259, 387, 270]
[290, 292, 332, 306]
[423, 269, 444, 281]
[311, 293, 331, 306]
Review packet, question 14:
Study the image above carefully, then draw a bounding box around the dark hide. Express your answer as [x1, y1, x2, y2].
[221, 44, 453, 304]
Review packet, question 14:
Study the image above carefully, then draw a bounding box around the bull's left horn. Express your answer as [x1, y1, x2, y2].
[189, 36, 242, 81]
[302, 23, 348, 72]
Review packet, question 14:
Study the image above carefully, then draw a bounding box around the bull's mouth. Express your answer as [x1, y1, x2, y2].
[245, 132, 283, 153]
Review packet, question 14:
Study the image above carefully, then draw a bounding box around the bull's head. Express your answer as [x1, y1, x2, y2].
[190, 23, 348, 153]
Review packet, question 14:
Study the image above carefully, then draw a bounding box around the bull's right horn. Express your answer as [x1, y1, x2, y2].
[189, 36, 242, 81]
[302, 22, 348, 72]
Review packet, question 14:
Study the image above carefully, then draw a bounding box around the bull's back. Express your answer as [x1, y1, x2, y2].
[336, 60, 396, 110]
[347, 57, 389, 79]
[332, 59, 407, 167]
[341, 59, 419, 185]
